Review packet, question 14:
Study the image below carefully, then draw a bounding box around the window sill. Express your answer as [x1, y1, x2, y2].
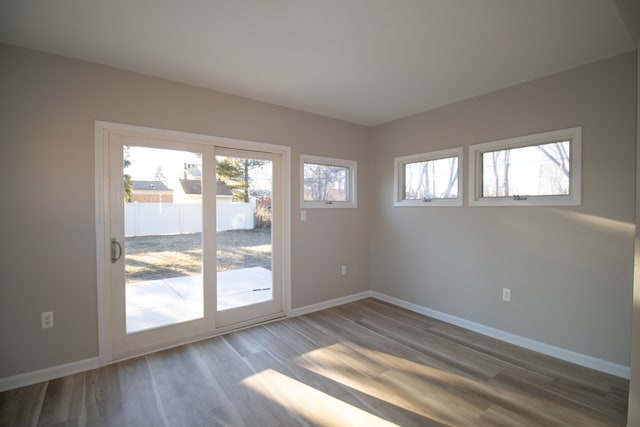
[301, 201, 357, 209]
[469, 195, 580, 207]
[394, 199, 462, 207]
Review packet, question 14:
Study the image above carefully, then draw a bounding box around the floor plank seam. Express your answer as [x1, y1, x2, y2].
[0, 299, 629, 426]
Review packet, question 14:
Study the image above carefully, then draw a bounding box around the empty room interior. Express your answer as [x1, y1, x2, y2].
[1, 1, 640, 426]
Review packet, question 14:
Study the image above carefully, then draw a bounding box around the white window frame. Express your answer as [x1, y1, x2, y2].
[469, 127, 582, 206]
[394, 147, 463, 207]
[300, 154, 357, 208]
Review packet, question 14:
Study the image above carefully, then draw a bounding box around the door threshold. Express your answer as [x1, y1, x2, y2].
[109, 312, 287, 364]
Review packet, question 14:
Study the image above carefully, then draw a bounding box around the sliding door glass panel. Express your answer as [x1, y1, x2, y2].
[123, 146, 203, 333]
[215, 155, 273, 311]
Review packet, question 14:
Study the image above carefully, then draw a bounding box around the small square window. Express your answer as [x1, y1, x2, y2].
[394, 147, 463, 207]
[469, 127, 581, 206]
[301, 155, 357, 208]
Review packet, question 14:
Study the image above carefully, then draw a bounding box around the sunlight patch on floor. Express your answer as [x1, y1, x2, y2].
[297, 342, 486, 425]
[242, 369, 398, 427]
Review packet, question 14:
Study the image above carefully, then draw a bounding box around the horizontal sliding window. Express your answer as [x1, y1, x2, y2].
[394, 147, 463, 207]
[469, 127, 581, 206]
[301, 155, 357, 208]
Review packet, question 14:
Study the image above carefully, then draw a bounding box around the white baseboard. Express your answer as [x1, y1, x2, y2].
[290, 291, 372, 317]
[370, 291, 630, 379]
[0, 291, 371, 393]
[2, 289, 629, 392]
[0, 357, 101, 393]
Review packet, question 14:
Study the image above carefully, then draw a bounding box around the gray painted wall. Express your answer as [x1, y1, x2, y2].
[630, 47, 640, 426]
[618, 2, 640, 424]
[369, 52, 636, 366]
[0, 42, 636, 401]
[0, 44, 370, 377]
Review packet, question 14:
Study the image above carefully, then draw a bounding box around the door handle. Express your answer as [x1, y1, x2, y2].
[111, 238, 123, 263]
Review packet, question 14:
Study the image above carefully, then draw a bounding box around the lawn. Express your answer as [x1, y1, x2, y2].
[125, 228, 271, 282]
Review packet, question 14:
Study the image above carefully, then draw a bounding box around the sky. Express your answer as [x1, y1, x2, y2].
[125, 146, 273, 191]
[126, 146, 200, 185]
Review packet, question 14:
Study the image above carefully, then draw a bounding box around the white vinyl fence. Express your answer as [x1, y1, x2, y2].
[125, 201, 255, 236]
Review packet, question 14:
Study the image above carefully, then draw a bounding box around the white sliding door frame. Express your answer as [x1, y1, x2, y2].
[95, 121, 291, 364]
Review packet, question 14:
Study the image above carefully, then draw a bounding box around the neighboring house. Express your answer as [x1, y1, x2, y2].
[183, 163, 201, 180]
[215, 180, 234, 203]
[173, 177, 234, 204]
[174, 162, 234, 203]
[131, 180, 174, 203]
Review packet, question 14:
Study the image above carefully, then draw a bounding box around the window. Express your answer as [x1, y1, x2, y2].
[469, 127, 581, 206]
[301, 155, 357, 208]
[394, 147, 463, 207]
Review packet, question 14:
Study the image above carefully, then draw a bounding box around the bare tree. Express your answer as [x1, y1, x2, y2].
[304, 164, 346, 201]
[537, 142, 570, 177]
[503, 150, 511, 196]
[443, 157, 458, 197]
[154, 166, 167, 185]
[488, 150, 512, 196]
[430, 161, 436, 198]
[491, 151, 500, 197]
[421, 162, 430, 199]
[405, 163, 419, 199]
[407, 157, 458, 199]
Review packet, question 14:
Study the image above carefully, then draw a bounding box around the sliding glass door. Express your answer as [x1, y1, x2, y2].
[102, 127, 286, 360]
[214, 148, 283, 328]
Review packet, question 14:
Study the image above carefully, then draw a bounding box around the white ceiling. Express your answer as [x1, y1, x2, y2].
[0, 0, 634, 125]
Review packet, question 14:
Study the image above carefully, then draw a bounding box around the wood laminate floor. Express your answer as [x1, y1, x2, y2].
[0, 298, 629, 426]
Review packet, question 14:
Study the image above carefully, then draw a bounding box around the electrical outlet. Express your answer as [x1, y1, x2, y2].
[41, 311, 54, 329]
[300, 210, 307, 221]
[341, 265, 347, 276]
[502, 288, 511, 302]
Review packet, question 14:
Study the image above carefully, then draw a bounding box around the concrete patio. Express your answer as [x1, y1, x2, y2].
[126, 266, 272, 333]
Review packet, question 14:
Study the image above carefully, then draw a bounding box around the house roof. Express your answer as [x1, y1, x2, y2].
[216, 181, 233, 196]
[179, 179, 233, 196]
[0, 1, 634, 125]
[132, 180, 171, 191]
[179, 179, 201, 195]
